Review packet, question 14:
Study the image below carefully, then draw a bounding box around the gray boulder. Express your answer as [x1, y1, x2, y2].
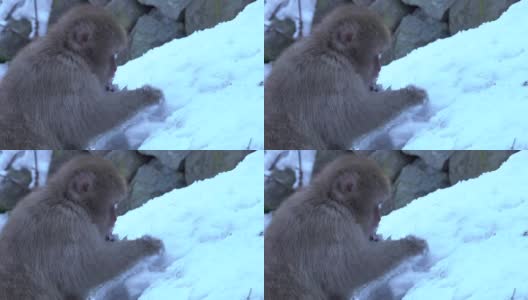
[393, 159, 449, 210]
[137, 0, 191, 20]
[121, 158, 186, 214]
[401, 0, 456, 19]
[449, 0, 518, 34]
[185, 151, 252, 185]
[185, 0, 254, 35]
[448, 151, 516, 185]
[0, 167, 31, 211]
[264, 167, 296, 212]
[140, 150, 189, 171]
[403, 150, 453, 170]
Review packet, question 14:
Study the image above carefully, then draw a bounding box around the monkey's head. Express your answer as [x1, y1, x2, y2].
[314, 155, 391, 239]
[48, 155, 127, 241]
[313, 5, 391, 89]
[48, 5, 128, 91]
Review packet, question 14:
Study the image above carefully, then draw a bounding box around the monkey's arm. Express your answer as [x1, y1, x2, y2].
[354, 237, 427, 285]
[80, 237, 162, 288]
[355, 87, 426, 134]
[81, 87, 163, 142]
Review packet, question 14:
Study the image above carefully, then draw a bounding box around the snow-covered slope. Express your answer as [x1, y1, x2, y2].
[93, 1, 263, 150]
[374, 151, 528, 300]
[368, 1, 528, 150]
[93, 151, 264, 300]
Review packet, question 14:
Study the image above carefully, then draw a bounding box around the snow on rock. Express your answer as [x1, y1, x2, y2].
[94, 151, 264, 300]
[371, 1, 528, 150]
[375, 151, 528, 300]
[94, 1, 263, 150]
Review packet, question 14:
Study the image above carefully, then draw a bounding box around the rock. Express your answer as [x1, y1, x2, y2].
[369, 150, 413, 181]
[264, 18, 295, 62]
[185, 151, 252, 185]
[139, 150, 188, 171]
[105, 0, 149, 31]
[403, 150, 453, 170]
[370, 0, 413, 31]
[137, 0, 191, 20]
[48, 150, 87, 176]
[119, 9, 185, 64]
[390, 9, 448, 61]
[448, 151, 516, 185]
[393, 159, 449, 209]
[48, 0, 87, 25]
[185, 0, 254, 34]
[121, 159, 186, 214]
[312, 150, 350, 177]
[264, 167, 296, 212]
[401, 0, 456, 19]
[0, 18, 31, 62]
[449, 0, 518, 34]
[105, 151, 148, 181]
[0, 167, 31, 211]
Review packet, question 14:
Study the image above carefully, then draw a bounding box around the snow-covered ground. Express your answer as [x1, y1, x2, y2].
[367, 1, 528, 150]
[368, 151, 528, 300]
[92, 151, 264, 300]
[93, 1, 263, 150]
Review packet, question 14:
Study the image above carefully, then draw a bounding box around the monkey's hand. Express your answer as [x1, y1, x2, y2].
[138, 235, 164, 255]
[402, 86, 428, 105]
[139, 86, 164, 105]
[402, 235, 428, 255]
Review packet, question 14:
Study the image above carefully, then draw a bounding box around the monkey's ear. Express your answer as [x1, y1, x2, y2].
[68, 22, 94, 51]
[332, 171, 359, 202]
[333, 22, 358, 51]
[69, 171, 96, 196]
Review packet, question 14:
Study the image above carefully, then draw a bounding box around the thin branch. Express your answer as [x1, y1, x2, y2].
[246, 288, 253, 300]
[33, 150, 39, 187]
[297, 150, 303, 187]
[33, 0, 39, 37]
[268, 151, 287, 171]
[297, 0, 303, 37]
[4, 151, 22, 171]
[510, 288, 516, 300]
[268, 0, 287, 20]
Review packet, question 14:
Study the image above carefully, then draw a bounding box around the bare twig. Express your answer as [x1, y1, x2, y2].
[268, 0, 287, 20]
[297, 0, 303, 37]
[246, 288, 252, 300]
[510, 288, 516, 300]
[33, 150, 39, 187]
[4, 151, 22, 171]
[246, 138, 253, 150]
[268, 151, 287, 171]
[297, 150, 303, 187]
[33, 0, 39, 37]
[511, 138, 517, 150]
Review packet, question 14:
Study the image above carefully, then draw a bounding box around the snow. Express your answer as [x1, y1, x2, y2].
[368, 1, 528, 150]
[370, 151, 528, 300]
[264, 0, 316, 37]
[0, 150, 51, 187]
[0, 0, 52, 37]
[264, 150, 315, 188]
[93, 1, 263, 150]
[92, 151, 264, 300]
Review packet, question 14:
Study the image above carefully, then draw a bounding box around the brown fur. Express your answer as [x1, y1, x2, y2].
[265, 5, 427, 149]
[0, 155, 163, 300]
[0, 5, 163, 149]
[265, 154, 427, 300]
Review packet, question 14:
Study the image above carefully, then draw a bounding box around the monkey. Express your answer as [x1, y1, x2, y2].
[0, 5, 163, 149]
[265, 5, 428, 149]
[0, 155, 164, 300]
[264, 154, 427, 300]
